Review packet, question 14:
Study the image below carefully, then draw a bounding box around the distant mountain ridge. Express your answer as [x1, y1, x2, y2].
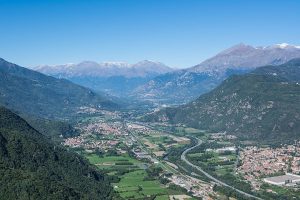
[190, 43, 300, 73]
[35, 60, 173, 97]
[144, 59, 300, 143]
[35, 60, 173, 78]
[134, 43, 300, 105]
[0, 58, 117, 119]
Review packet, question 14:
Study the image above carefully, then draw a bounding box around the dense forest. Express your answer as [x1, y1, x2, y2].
[23, 115, 79, 142]
[0, 106, 114, 200]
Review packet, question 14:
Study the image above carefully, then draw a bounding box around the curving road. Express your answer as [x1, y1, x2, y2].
[181, 139, 263, 200]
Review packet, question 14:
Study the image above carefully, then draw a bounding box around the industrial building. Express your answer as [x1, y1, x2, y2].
[264, 173, 300, 186]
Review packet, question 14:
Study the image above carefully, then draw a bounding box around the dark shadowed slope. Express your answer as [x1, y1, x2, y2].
[0, 58, 117, 119]
[0, 106, 114, 200]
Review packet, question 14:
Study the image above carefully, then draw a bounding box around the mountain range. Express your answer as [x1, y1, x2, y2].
[190, 43, 300, 73]
[35, 60, 173, 78]
[33, 43, 300, 105]
[35, 60, 174, 96]
[1, 42, 300, 199]
[134, 43, 300, 104]
[144, 59, 300, 143]
[0, 58, 117, 120]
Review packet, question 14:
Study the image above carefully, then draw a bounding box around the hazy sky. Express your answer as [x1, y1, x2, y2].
[0, 0, 299, 68]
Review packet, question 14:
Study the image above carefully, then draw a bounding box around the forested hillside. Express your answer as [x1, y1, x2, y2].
[145, 59, 300, 143]
[24, 115, 79, 142]
[0, 106, 114, 199]
[0, 58, 117, 119]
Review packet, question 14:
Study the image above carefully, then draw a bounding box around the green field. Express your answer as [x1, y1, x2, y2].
[84, 153, 177, 199]
[143, 134, 179, 152]
[145, 135, 174, 143]
[174, 126, 206, 137]
[259, 183, 300, 199]
[187, 151, 236, 176]
[154, 195, 169, 200]
[188, 152, 204, 158]
[84, 153, 175, 199]
[86, 154, 139, 165]
[215, 165, 235, 176]
[114, 170, 169, 199]
[84, 153, 147, 174]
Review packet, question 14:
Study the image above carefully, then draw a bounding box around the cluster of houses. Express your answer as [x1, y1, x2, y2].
[237, 144, 300, 188]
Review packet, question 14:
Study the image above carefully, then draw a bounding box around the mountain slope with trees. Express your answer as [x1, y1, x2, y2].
[0, 58, 117, 119]
[145, 59, 300, 143]
[135, 43, 300, 104]
[0, 106, 114, 199]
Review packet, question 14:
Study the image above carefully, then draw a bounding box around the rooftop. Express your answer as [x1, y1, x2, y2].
[264, 173, 300, 185]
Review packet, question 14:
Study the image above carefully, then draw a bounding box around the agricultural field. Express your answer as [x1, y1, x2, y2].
[114, 170, 182, 199]
[131, 125, 191, 158]
[68, 118, 212, 199]
[187, 151, 237, 176]
[85, 153, 146, 173]
[142, 135, 177, 154]
[87, 154, 139, 164]
[174, 127, 206, 137]
[84, 152, 188, 199]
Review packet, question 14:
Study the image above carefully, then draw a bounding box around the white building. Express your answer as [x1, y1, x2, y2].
[264, 173, 300, 186]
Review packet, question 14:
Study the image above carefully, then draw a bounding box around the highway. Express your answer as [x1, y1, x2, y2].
[129, 121, 263, 199]
[181, 139, 263, 200]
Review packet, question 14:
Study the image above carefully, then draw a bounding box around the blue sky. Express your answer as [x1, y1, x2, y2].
[0, 0, 299, 68]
